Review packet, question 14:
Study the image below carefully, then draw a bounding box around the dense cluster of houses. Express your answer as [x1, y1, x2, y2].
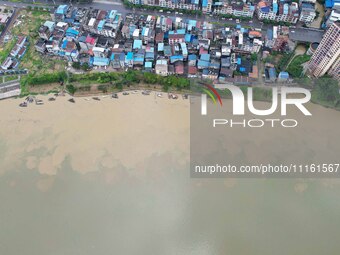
[128, 0, 317, 23]
[256, 0, 316, 24]
[34, 5, 274, 83]
[1, 36, 28, 70]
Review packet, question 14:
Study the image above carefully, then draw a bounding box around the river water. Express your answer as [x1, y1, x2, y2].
[0, 93, 340, 254]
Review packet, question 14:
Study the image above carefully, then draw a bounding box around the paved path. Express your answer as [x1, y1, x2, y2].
[0, 0, 269, 31]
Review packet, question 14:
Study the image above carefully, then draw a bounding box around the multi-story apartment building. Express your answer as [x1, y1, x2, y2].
[202, 0, 213, 13]
[306, 22, 340, 79]
[257, 0, 299, 23]
[326, 9, 340, 27]
[328, 57, 340, 81]
[299, 1, 316, 23]
[213, 1, 255, 18]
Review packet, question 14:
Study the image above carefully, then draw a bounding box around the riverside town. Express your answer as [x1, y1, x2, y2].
[0, 1, 338, 108]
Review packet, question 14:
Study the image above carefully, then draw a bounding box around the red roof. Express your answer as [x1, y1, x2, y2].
[199, 47, 208, 55]
[188, 66, 197, 74]
[169, 34, 185, 40]
[85, 35, 96, 45]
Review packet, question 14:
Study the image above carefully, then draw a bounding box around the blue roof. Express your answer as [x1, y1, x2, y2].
[269, 68, 277, 78]
[177, 29, 186, 35]
[200, 54, 210, 62]
[61, 40, 68, 49]
[278, 71, 289, 79]
[188, 54, 197, 61]
[126, 52, 133, 61]
[145, 62, 152, 68]
[78, 35, 86, 42]
[158, 43, 164, 51]
[93, 57, 109, 66]
[325, 0, 334, 7]
[273, 3, 278, 13]
[56, 5, 68, 15]
[187, 20, 197, 31]
[133, 40, 142, 49]
[119, 53, 125, 61]
[261, 6, 270, 13]
[283, 3, 289, 15]
[110, 53, 115, 61]
[97, 20, 105, 31]
[66, 28, 79, 36]
[237, 58, 241, 65]
[170, 55, 183, 63]
[202, 0, 208, 7]
[185, 34, 192, 43]
[134, 57, 144, 62]
[197, 60, 209, 68]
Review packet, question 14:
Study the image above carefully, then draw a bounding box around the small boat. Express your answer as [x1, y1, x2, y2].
[19, 102, 27, 107]
[92, 97, 100, 101]
[172, 94, 178, 99]
[35, 99, 44, 105]
[142, 91, 150, 95]
[112, 93, 118, 99]
[132, 90, 138, 94]
[26, 96, 35, 103]
[157, 93, 163, 97]
[68, 98, 75, 103]
[182, 94, 188, 99]
[48, 97, 56, 101]
[122, 92, 129, 95]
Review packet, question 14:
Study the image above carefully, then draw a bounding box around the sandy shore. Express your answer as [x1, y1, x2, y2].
[0, 92, 190, 176]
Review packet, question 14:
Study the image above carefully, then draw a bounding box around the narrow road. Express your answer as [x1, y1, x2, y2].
[0, 0, 270, 31]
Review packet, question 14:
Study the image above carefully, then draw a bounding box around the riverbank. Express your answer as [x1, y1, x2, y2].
[0, 91, 190, 175]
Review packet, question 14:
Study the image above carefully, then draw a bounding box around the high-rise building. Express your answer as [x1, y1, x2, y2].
[306, 22, 340, 79]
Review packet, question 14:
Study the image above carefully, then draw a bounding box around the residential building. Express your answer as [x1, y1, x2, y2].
[306, 22, 340, 78]
[326, 9, 340, 27]
[257, 0, 299, 23]
[155, 59, 168, 76]
[299, 1, 316, 23]
[213, 1, 255, 18]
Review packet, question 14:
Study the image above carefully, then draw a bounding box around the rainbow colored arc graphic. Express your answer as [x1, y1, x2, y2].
[203, 84, 223, 106]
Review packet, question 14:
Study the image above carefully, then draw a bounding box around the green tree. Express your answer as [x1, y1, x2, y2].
[81, 63, 90, 71]
[66, 84, 77, 95]
[72, 62, 81, 69]
[251, 53, 258, 62]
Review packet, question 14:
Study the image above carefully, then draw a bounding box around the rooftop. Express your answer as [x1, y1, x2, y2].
[289, 27, 324, 43]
